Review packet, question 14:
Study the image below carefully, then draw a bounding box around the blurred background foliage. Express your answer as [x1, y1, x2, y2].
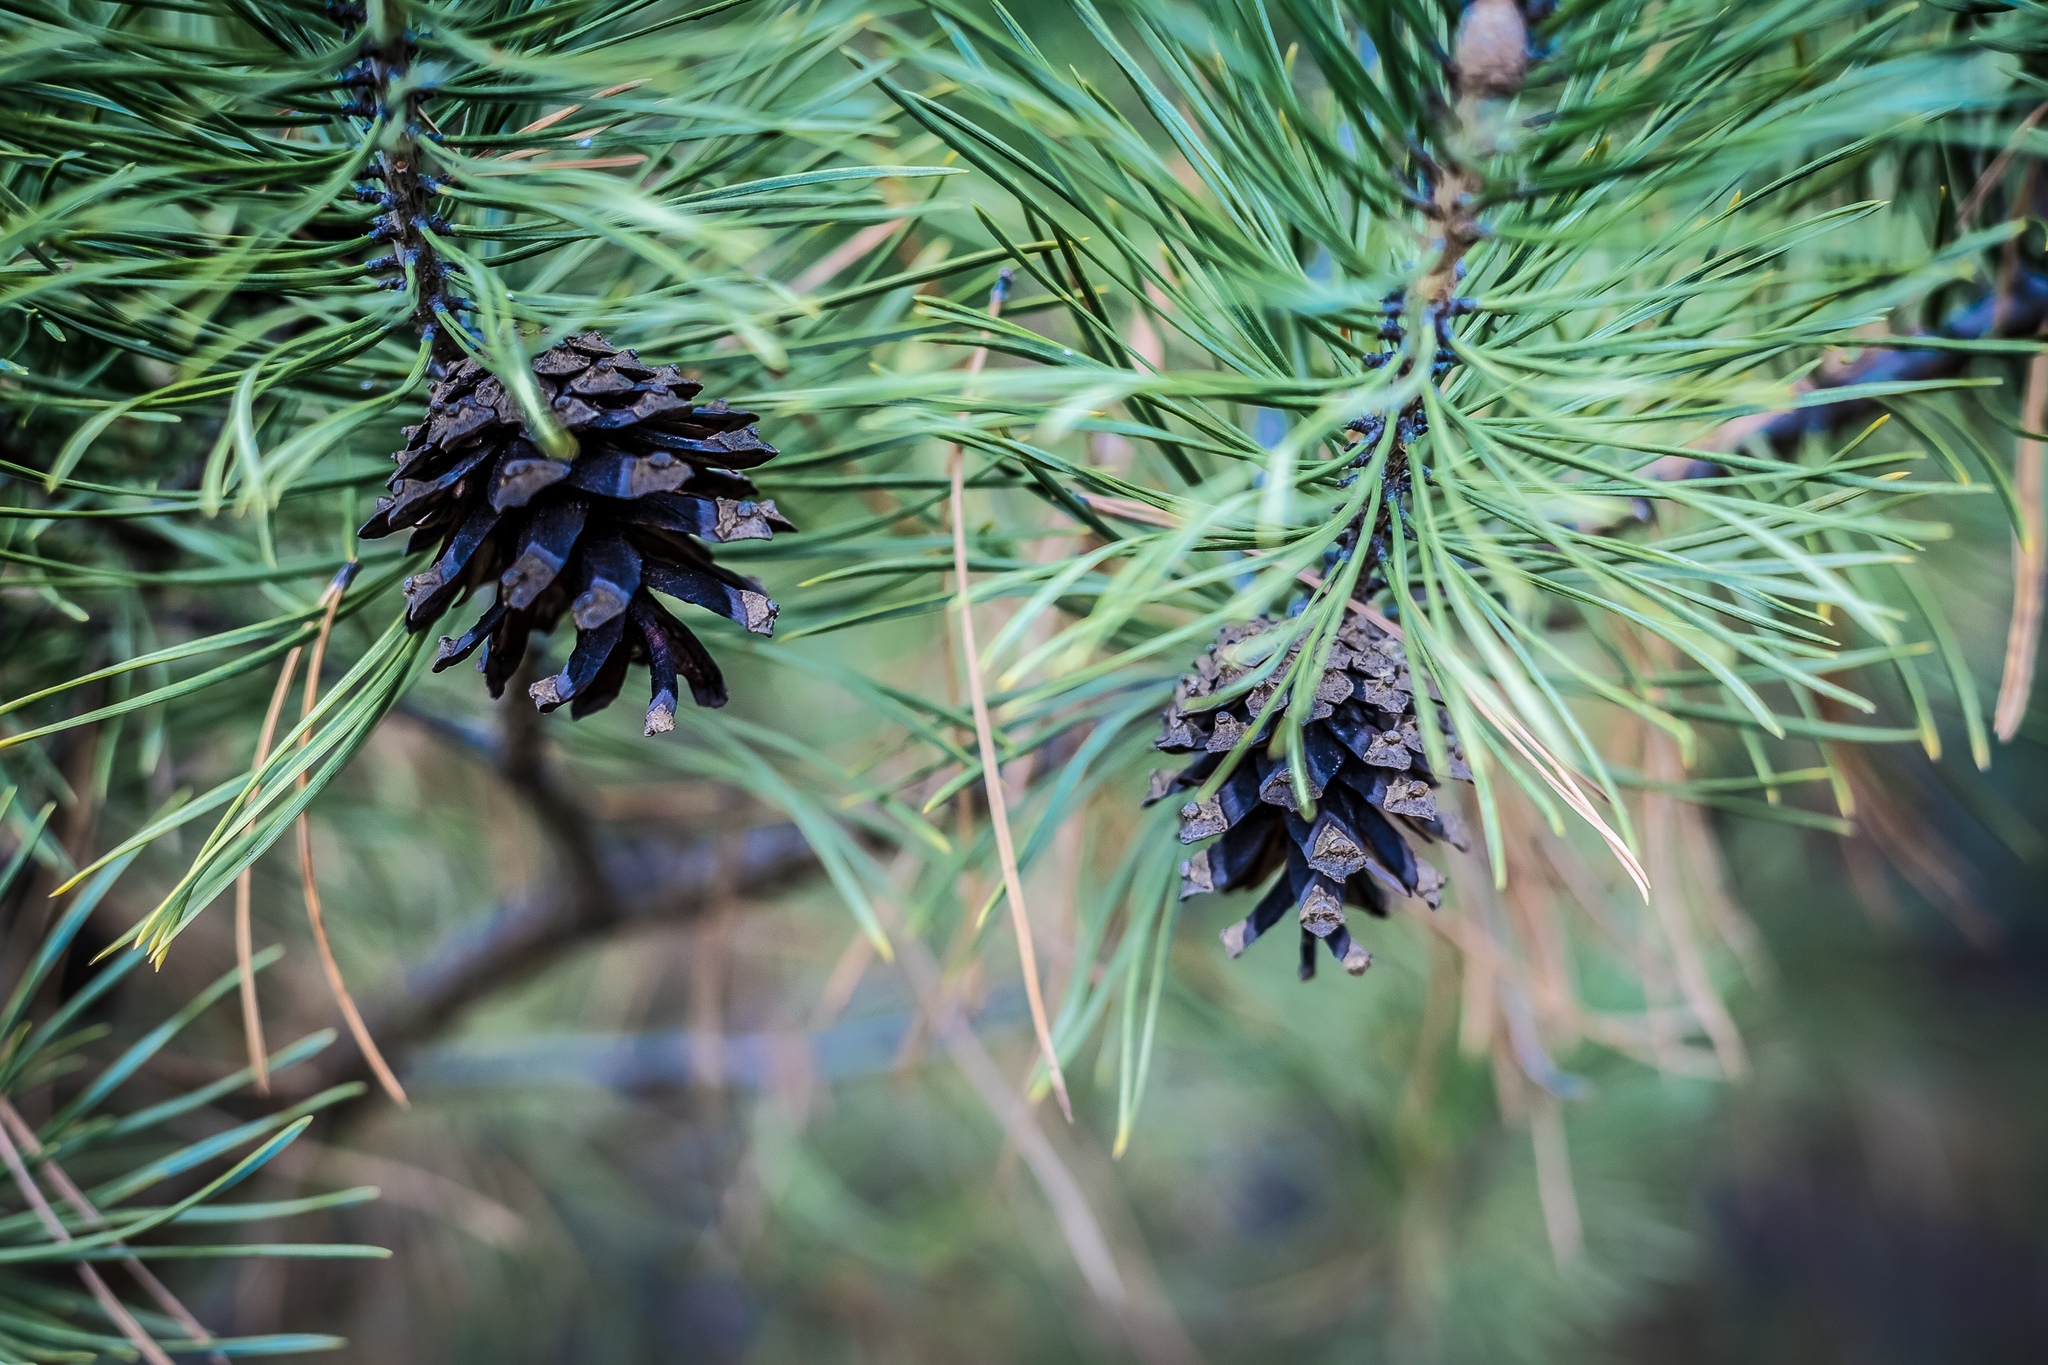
[3, 0, 2048, 1361]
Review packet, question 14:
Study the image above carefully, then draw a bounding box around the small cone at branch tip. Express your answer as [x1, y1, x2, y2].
[359, 333, 794, 734]
[1456, 0, 1530, 99]
[1151, 610, 1473, 982]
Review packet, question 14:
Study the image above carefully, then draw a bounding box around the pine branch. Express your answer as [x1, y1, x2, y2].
[1694, 270, 2048, 470]
[296, 820, 817, 1105]
[498, 657, 613, 930]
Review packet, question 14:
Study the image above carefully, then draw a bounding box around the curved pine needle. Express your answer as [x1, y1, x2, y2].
[235, 651, 308, 1096]
[947, 273, 1073, 1123]
[292, 566, 407, 1109]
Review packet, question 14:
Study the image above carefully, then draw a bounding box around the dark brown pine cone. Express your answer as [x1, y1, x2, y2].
[358, 333, 792, 734]
[1147, 611, 1472, 979]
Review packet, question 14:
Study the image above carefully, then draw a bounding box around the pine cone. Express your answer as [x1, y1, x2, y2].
[1148, 612, 1472, 979]
[359, 334, 792, 733]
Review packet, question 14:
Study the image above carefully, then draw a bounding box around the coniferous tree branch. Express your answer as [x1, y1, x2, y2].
[301, 818, 817, 1108]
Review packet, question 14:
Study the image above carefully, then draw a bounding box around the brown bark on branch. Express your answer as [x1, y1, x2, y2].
[287, 688, 819, 1106]
[291, 820, 817, 1105]
[1689, 272, 2048, 474]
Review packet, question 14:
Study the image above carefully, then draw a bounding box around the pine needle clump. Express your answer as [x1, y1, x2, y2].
[844, 0, 2041, 1146]
[0, 0, 947, 960]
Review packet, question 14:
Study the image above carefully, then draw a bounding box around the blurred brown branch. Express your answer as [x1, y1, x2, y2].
[287, 693, 821, 1107]
[1668, 271, 2048, 478]
[292, 822, 817, 1106]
